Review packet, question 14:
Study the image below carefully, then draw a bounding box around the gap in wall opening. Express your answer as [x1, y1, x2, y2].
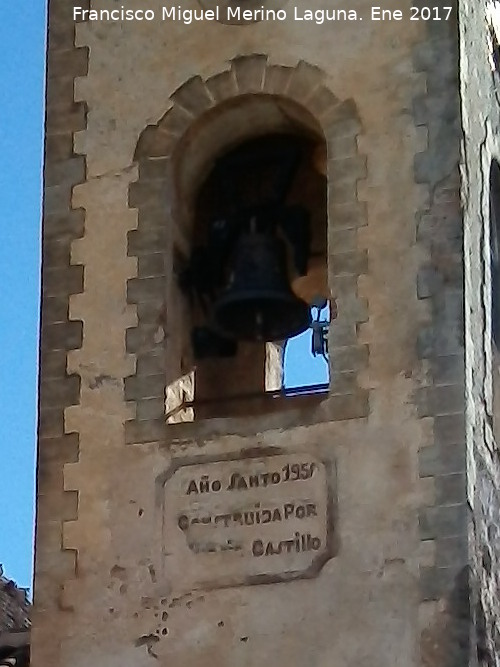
[169, 129, 330, 421]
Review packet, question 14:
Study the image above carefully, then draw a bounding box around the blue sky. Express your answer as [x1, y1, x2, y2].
[0, 1, 327, 592]
[0, 0, 45, 590]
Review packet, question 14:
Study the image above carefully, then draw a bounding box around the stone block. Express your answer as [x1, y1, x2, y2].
[286, 60, 324, 102]
[325, 391, 369, 421]
[36, 491, 79, 523]
[329, 322, 358, 347]
[42, 265, 84, 297]
[43, 239, 72, 268]
[434, 287, 464, 317]
[48, 47, 89, 79]
[136, 397, 167, 421]
[49, 0, 89, 24]
[127, 226, 168, 256]
[329, 201, 367, 229]
[433, 186, 460, 208]
[135, 301, 166, 325]
[431, 355, 465, 385]
[419, 565, 458, 601]
[47, 21, 75, 51]
[124, 373, 166, 401]
[46, 102, 87, 136]
[419, 443, 466, 477]
[135, 351, 166, 377]
[329, 371, 359, 395]
[434, 414, 466, 445]
[335, 295, 369, 323]
[125, 418, 166, 444]
[419, 503, 467, 540]
[307, 85, 339, 118]
[327, 134, 358, 161]
[157, 105, 194, 137]
[417, 323, 463, 358]
[331, 344, 369, 372]
[435, 536, 468, 568]
[136, 206, 171, 230]
[41, 296, 70, 326]
[33, 547, 76, 583]
[330, 250, 368, 276]
[262, 65, 293, 95]
[417, 266, 442, 299]
[138, 158, 170, 182]
[323, 107, 361, 136]
[328, 155, 367, 182]
[40, 375, 81, 409]
[329, 180, 358, 204]
[231, 54, 267, 93]
[45, 157, 85, 188]
[43, 209, 85, 242]
[127, 276, 166, 304]
[46, 77, 75, 109]
[128, 180, 168, 211]
[137, 254, 165, 279]
[435, 473, 466, 505]
[417, 210, 463, 245]
[42, 320, 83, 352]
[38, 408, 65, 440]
[126, 326, 164, 354]
[134, 126, 178, 160]
[44, 184, 72, 215]
[416, 384, 464, 417]
[32, 520, 64, 559]
[205, 69, 238, 102]
[125, 326, 147, 354]
[433, 385, 465, 416]
[40, 349, 68, 379]
[37, 434, 79, 467]
[45, 133, 74, 162]
[171, 76, 214, 115]
[330, 275, 358, 297]
[36, 460, 64, 492]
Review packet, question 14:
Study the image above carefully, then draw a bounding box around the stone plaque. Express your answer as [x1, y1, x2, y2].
[161, 452, 333, 589]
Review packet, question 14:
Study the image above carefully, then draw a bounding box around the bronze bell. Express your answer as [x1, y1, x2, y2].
[213, 231, 311, 342]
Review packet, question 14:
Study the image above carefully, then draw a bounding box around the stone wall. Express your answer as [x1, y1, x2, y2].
[412, 4, 471, 664]
[32, 0, 86, 664]
[459, 0, 500, 664]
[33, 1, 471, 665]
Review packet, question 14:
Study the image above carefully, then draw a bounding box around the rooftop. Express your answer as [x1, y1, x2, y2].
[0, 567, 30, 667]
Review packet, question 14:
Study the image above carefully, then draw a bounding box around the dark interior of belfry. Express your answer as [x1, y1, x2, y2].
[176, 129, 330, 419]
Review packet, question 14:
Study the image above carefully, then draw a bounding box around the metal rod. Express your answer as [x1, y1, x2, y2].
[165, 383, 329, 419]
[185, 383, 329, 407]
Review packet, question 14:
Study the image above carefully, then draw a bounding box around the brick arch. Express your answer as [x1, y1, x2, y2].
[125, 55, 369, 444]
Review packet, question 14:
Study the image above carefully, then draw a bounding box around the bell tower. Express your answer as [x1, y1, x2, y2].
[33, 0, 500, 664]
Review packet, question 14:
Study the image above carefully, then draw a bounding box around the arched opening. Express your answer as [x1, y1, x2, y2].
[166, 96, 330, 421]
[127, 64, 369, 437]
